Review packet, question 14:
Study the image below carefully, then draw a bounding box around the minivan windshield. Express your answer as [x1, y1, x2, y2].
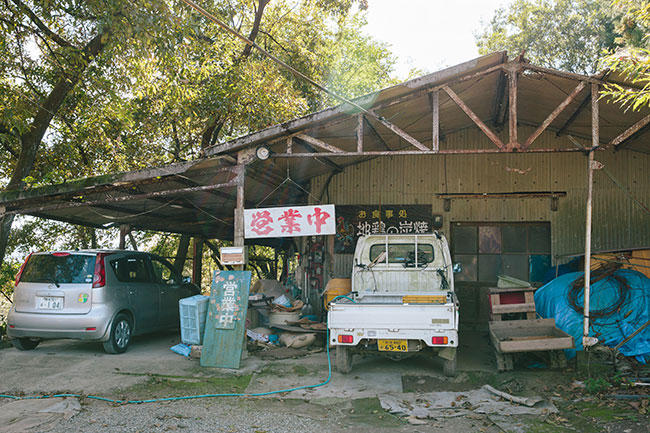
[21, 254, 96, 285]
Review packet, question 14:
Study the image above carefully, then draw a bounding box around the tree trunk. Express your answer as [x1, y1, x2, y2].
[0, 30, 110, 268]
[174, 234, 191, 274]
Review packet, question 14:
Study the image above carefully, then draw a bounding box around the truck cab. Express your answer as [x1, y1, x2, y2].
[328, 233, 459, 376]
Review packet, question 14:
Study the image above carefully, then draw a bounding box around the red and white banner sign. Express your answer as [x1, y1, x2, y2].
[244, 205, 336, 239]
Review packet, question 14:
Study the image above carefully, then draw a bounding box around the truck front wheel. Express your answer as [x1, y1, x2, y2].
[336, 345, 353, 374]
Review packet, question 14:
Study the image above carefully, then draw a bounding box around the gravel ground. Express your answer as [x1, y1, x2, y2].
[39, 397, 501, 433]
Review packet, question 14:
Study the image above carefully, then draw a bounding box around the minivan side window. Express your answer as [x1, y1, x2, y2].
[150, 258, 178, 285]
[110, 257, 152, 283]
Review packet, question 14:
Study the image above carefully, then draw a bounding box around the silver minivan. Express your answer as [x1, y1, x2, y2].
[7, 250, 200, 353]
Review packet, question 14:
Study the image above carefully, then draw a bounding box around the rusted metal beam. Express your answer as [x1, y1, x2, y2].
[296, 133, 345, 153]
[430, 91, 440, 151]
[609, 113, 650, 148]
[5, 179, 239, 215]
[442, 85, 506, 150]
[356, 114, 363, 153]
[583, 82, 601, 349]
[296, 139, 344, 172]
[271, 147, 588, 157]
[370, 113, 429, 151]
[522, 63, 605, 85]
[556, 93, 591, 137]
[233, 163, 245, 252]
[436, 191, 566, 199]
[521, 81, 586, 150]
[508, 67, 518, 150]
[492, 69, 508, 130]
[363, 117, 392, 151]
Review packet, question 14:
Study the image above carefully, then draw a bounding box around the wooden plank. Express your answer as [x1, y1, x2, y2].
[297, 133, 344, 153]
[443, 85, 506, 150]
[489, 318, 557, 330]
[493, 334, 574, 353]
[491, 303, 536, 314]
[522, 81, 586, 150]
[490, 291, 502, 321]
[200, 270, 252, 369]
[524, 290, 536, 320]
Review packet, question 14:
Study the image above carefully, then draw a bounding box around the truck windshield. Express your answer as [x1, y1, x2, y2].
[21, 254, 96, 284]
[369, 244, 434, 265]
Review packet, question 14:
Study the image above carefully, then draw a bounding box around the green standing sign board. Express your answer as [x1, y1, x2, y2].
[200, 270, 252, 369]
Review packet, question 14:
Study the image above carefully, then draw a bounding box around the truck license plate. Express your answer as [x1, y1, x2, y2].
[37, 296, 63, 310]
[378, 339, 408, 352]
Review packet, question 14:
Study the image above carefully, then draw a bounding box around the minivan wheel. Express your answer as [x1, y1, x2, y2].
[103, 314, 132, 354]
[11, 337, 40, 350]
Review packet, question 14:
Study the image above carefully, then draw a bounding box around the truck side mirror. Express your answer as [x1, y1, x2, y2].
[452, 263, 462, 274]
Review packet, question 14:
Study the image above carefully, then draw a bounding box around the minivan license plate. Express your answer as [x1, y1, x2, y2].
[377, 339, 407, 352]
[37, 296, 63, 310]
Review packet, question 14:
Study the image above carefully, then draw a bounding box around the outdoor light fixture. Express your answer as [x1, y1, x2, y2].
[255, 145, 271, 161]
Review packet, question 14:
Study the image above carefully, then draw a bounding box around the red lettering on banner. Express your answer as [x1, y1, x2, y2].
[307, 207, 331, 234]
[279, 208, 302, 234]
[250, 210, 274, 236]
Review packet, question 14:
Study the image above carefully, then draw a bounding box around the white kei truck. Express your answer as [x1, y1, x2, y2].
[327, 233, 459, 376]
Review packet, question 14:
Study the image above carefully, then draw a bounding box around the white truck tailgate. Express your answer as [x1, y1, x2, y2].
[329, 303, 456, 330]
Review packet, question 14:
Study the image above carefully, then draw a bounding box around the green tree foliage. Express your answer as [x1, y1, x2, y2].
[475, 0, 620, 74]
[0, 1, 397, 299]
[600, 1, 650, 110]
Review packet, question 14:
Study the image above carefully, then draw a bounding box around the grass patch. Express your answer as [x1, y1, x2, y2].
[123, 373, 252, 399]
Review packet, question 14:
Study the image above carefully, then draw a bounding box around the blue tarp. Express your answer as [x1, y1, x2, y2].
[535, 269, 650, 363]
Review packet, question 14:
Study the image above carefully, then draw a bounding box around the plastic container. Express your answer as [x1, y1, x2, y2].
[179, 294, 209, 345]
[268, 311, 300, 326]
[323, 278, 352, 310]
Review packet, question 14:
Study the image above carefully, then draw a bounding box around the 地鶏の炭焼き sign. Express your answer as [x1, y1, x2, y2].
[244, 204, 335, 238]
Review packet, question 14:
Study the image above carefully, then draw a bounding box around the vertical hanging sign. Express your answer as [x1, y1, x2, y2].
[200, 270, 252, 369]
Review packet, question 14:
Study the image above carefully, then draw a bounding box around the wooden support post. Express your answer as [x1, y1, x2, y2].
[583, 83, 600, 349]
[508, 67, 518, 149]
[522, 82, 586, 150]
[431, 91, 440, 152]
[287, 137, 293, 154]
[192, 237, 204, 286]
[356, 114, 364, 153]
[443, 85, 506, 150]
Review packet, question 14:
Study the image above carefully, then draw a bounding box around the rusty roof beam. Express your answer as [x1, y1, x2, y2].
[610, 113, 650, 149]
[443, 85, 506, 150]
[521, 81, 586, 150]
[492, 69, 508, 131]
[4, 179, 239, 215]
[294, 138, 344, 173]
[296, 133, 345, 153]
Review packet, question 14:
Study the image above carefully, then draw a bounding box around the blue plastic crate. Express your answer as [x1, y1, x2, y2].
[179, 294, 209, 345]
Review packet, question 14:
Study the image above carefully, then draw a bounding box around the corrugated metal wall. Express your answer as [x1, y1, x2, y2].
[311, 127, 650, 276]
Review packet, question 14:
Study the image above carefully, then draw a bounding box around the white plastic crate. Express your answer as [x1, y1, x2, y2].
[179, 294, 209, 345]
